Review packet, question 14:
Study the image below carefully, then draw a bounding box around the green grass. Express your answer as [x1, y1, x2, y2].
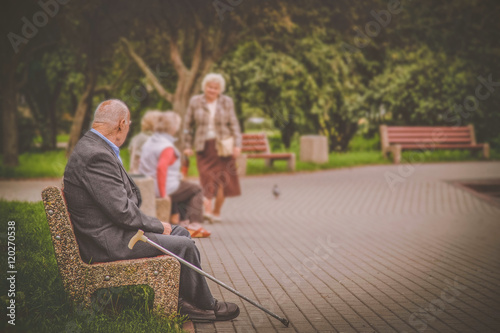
[0, 150, 68, 178]
[0, 201, 186, 333]
[33, 134, 69, 144]
[0, 149, 131, 179]
[1, 135, 499, 179]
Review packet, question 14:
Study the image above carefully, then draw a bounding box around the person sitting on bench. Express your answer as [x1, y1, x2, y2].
[139, 111, 211, 238]
[63, 99, 239, 321]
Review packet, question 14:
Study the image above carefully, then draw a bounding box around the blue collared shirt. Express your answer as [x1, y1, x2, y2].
[90, 128, 123, 164]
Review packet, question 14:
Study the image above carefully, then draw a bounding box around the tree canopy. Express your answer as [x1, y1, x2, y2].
[1, 0, 499, 164]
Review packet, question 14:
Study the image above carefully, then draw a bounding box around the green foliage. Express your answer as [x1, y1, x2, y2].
[5, 0, 500, 154]
[219, 41, 317, 148]
[216, 0, 500, 151]
[0, 201, 186, 333]
[349, 133, 381, 152]
[365, 46, 468, 125]
[219, 37, 369, 151]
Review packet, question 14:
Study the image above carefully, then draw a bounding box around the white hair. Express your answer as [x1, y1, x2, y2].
[201, 73, 226, 93]
[92, 99, 129, 126]
[141, 110, 162, 132]
[154, 111, 181, 135]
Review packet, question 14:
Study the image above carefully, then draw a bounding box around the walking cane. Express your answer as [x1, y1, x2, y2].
[128, 230, 290, 327]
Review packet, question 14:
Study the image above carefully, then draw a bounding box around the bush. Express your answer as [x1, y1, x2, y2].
[348, 133, 381, 152]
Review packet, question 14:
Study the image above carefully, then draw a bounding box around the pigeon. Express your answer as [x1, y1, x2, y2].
[272, 184, 280, 199]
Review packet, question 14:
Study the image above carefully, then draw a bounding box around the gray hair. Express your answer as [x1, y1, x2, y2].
[92, 99, 129, 126]
[141, 110, 162, 132]
[201, 73, 226, 94]
[154, 111, 181, 135]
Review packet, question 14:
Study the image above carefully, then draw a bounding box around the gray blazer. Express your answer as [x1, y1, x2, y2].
[63, 131, 164, 263]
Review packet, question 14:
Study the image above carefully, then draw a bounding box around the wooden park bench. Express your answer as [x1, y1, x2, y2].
[41, 186, 180, 315]
[241, 133, 296, 171]
[380, 125, 490, 164]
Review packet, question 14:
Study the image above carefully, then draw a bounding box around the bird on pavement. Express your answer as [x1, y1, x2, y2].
[272, 184, 280, 199]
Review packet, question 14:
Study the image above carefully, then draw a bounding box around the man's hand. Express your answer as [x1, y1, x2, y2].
[183, 148, 194, 157]
[161, 222, 172, 235]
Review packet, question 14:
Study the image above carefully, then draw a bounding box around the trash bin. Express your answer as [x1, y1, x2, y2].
[300, 135, 328, 163]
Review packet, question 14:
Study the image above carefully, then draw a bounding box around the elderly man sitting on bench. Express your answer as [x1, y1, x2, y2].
[63, 99, 239, 322]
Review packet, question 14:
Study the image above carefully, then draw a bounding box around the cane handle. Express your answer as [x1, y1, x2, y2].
[128, 230, 147, 249]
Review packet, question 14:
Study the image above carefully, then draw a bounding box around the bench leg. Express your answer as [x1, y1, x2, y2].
[390, 145, 402, 164]
[68, 286, 96, 309]
[151, 282, 178, 316]
[236, 154, 247, 176]
[287, 154, 296, 171]
[483, 143, 490, 159]
[265, 158, 273, 168]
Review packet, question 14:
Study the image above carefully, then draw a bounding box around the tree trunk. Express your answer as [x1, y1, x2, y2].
[48, 75, 66, 150]
[25, 92, 52, 151]
[121, 37, 214, 148]
[121, 37, 213, 117]
[280, 120, 295, 149]
[66, 79, 95, 157]
[1, 65, 19, 166]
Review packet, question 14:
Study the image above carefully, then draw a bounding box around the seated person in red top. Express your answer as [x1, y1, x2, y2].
[139, 111, 211, 238]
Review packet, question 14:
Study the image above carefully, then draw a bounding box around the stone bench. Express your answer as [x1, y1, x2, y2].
[300, 135, 329, 164]
[130, 175, 171, 222]
[41, 186, 180, 315]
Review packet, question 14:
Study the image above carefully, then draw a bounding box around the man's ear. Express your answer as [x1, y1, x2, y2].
[117, 119, 126, 131]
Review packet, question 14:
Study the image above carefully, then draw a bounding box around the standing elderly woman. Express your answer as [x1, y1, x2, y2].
[128, 110, 162, 173]
[140, 111, 211, 238]
[183, 73, 241, 223]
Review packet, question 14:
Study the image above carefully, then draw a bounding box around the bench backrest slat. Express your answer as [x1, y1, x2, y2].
[241, 133, 271, 153]
[386, 126, 471, 132]
[42, 186, 85, 272]
[382, 125, 474, 146]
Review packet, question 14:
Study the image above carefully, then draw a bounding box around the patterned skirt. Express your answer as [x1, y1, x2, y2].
[196, 139, 241, 199]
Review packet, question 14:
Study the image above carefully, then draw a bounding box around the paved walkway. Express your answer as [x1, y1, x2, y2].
[2, 162, 500, 332]
[193, 162, 500, 333]
[0, 178, 62, 202]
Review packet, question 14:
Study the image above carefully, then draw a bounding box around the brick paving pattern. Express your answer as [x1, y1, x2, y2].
[193, 162, 500, 333]
[2, 162, 499, 332]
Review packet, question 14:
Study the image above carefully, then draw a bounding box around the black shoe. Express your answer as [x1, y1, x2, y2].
[179, 298, 216, 321]
[214, 299, 240, 321]
[179, 298, 240, 322]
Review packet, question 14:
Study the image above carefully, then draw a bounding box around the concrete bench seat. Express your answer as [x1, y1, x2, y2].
[41, 186, 180, 315]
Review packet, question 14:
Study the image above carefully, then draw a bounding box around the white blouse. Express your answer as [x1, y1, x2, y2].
[206, 100, 217, 139]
